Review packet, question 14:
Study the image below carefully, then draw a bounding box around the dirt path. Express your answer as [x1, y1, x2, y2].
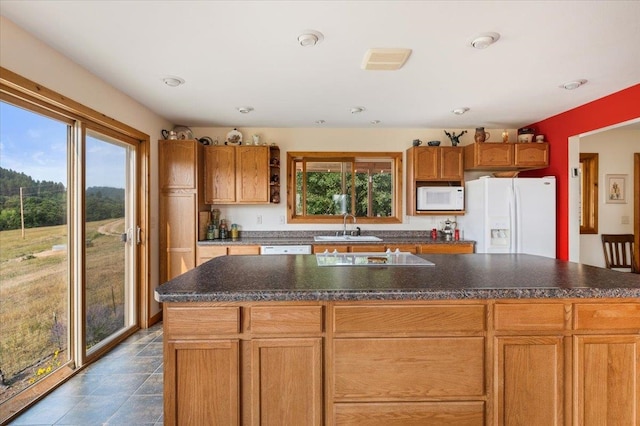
[1, 219, 124, 291]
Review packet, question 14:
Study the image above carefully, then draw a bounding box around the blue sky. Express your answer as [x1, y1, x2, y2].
[1, 101, 125, 189]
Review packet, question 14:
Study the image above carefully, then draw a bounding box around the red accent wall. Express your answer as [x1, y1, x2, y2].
[525, 84, 640, 260]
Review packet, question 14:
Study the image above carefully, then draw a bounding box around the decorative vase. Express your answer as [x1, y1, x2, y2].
[474, 127, 490, 143]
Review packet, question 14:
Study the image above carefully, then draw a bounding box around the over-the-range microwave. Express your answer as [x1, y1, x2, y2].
[416, 186, 464, 211]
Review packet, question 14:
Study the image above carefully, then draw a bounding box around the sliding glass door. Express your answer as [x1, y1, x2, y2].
[84, 130, 137, 353]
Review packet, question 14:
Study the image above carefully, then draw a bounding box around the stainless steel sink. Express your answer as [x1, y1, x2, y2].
[313, 235, 382, 242]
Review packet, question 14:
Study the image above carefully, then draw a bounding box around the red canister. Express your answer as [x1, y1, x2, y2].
[454, 229, 460, 241]
[431, 228, 438, 240]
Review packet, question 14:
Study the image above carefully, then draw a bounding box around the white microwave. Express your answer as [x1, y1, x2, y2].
[416, 186, 464, 211]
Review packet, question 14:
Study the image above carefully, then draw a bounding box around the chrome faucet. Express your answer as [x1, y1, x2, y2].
[342, 213, 356, 236]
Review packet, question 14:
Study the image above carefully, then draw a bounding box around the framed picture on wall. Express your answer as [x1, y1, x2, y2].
[605, 174, 626, 204]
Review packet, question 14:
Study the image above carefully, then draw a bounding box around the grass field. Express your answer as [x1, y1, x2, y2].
[0, 219, 125, 403]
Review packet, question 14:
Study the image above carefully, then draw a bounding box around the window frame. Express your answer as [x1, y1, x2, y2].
[0, 66, 150, 422]
[286, 151, 403, 224]
[579, 152, 598, 234]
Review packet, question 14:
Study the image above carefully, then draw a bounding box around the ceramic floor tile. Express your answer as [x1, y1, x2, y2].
[9, 325, 164, 426]
[53, 395, 128, 425]
[105, 395, 163, 425]
[8, 395, 83, 425]
[134, 374, 163, 396]
[90, 374, 149, 396]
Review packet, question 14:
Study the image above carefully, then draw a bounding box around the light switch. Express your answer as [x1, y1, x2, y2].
[621, 215, 630, 225]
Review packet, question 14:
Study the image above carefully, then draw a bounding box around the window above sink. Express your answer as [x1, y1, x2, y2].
[287, 151, 403, 225]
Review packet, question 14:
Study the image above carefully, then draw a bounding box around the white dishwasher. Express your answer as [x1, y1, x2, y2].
[260, 245, 312, 255]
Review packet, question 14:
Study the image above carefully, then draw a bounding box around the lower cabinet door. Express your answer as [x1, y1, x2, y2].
[334, 401, 484, 426]
[164, 340, 239, 426]
[251, 338, 323, 426]
[574, 335, 640, 426]
[494, 336, 564, 426]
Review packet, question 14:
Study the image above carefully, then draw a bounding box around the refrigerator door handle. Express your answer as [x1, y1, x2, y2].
[508, 185, 517, 253]
[514, 184, 522, 253]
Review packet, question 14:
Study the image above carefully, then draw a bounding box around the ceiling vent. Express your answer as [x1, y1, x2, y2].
[361, 48, 412, 70]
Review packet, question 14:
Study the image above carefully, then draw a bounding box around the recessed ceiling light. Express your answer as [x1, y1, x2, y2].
[370, 120, 381, 125]
[315, 120, 326, 125]
[162, 76, 185, 87]
[350, 106, 366, 114]
[451, 107, 470, 115]
[560, 79, 588, 90]
[470, 32, 500, 49]
[236, 106, 254, 114]
[298, 30, 324, 47]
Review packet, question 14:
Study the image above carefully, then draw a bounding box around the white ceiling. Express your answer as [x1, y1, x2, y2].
[2, 1, 640, 129]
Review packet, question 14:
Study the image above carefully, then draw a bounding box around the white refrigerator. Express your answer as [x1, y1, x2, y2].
[464, 177, 556, 258]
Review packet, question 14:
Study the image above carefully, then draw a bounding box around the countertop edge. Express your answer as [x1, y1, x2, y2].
[155, 287, 640, 303]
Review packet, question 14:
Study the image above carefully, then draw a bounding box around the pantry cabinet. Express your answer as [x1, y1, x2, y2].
[204, 145, 270, 204]
[159, 140, 204, 282]
[464, 142, 549, 171]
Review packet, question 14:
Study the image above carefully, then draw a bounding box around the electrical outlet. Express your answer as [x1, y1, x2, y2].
[621, 215, 630, 225]
[279, 215, 285, 224]
[257, 215, 262, 224]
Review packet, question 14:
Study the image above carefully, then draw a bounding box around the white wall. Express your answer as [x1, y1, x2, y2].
[191, 126, 514, 235]
[579, 129, 639, 267]
[0, 16, 171, 317]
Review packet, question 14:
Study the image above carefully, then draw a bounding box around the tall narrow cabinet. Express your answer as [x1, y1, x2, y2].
[159, 139, 204, 283]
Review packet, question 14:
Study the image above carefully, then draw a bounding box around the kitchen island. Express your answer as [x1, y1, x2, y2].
[155, 254, 640, 426]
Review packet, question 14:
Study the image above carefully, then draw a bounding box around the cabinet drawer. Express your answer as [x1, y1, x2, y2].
[228, 245, 260, 255]
[250, 306, 323, 334]
[165, 305, 240, 339]
[333, 305, 485, 334]
[334, 401, 484, 425]
[334, 337, 485, 399]
[419, 243, 474, 254]
[495, 303, 568, 331]
[574, 303, 640, 330]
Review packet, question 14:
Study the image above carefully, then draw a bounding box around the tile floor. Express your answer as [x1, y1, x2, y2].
[9, 323, 164, 425]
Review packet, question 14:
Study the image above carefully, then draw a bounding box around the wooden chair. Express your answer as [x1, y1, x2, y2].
[601, 234, 638, 272]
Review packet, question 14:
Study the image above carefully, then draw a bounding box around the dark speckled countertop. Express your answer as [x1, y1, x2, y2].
[195, 230, 473, 246]
[155, 254, 640, 302]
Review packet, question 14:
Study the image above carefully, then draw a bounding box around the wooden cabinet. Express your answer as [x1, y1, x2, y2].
[573, 303, 640, 426]
[197, 245, 260, 266]
[494, 337, 565, 425]
[204, 145, 270, 204]
[574, 335, 639, 425]
[163, 303, 323, 426]
[251, 338, 322, 425]
[464, 142, 549, 171]
[332, 303, 486, 424]
[162, 299, 639, 426]
[493, 301, 640, 426]
[406, 146, 464, 216]
[159, 140, 204, 283]
[408, 146, 464, 181]
[313, 242, 474, 254]
[269, 146, 280, 204]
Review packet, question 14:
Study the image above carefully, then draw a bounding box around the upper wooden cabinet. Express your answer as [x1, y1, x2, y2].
[408, 146, 463, 181]
[406, 146, 464, 216]
[159, 139, 201, 190]
[204, 145, 270, 204]
[464, 142, 549, 171]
